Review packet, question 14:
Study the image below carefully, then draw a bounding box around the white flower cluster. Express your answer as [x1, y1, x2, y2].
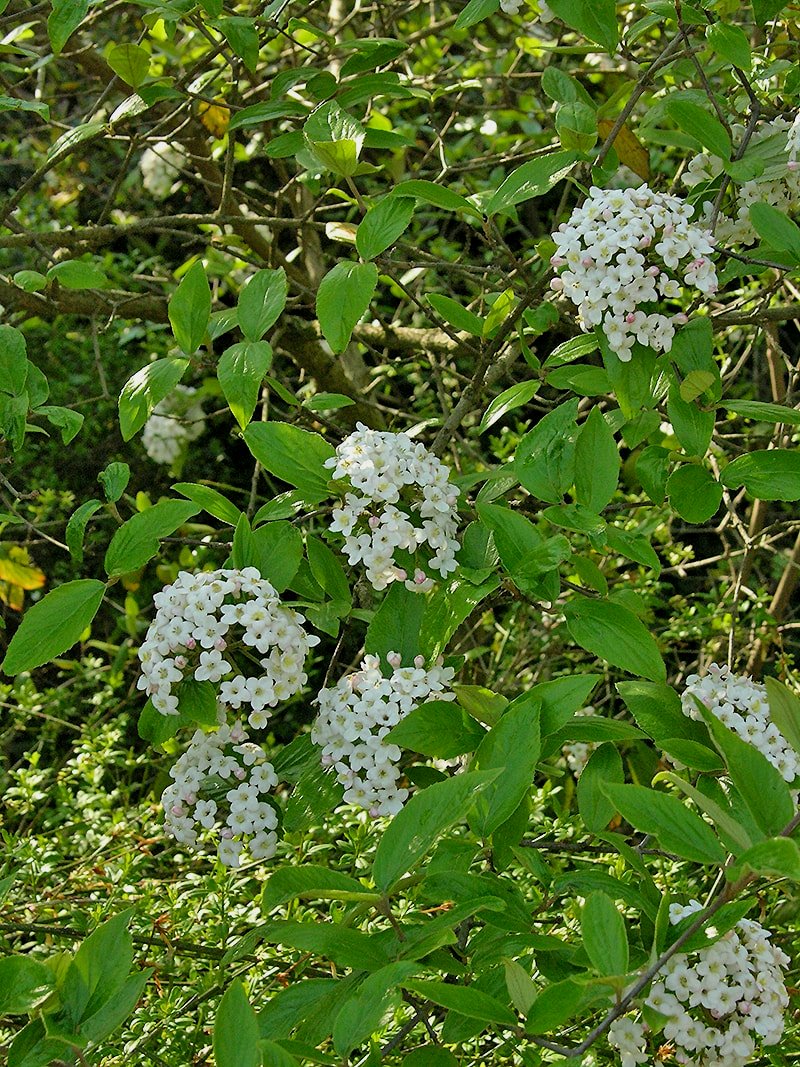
[142, 384, 206, 466]
[682, 662, 800, 783]
[561, 706, 597, 777]
[685, 115, 800, 245]
[326, 424, 461, 592]
[611, 902, 790, 1067]
[140, 141, 185, 199]
[312, 652, 456, 817]
[137, 567, 319, 728]
[161, 716, 279, 867]
[550, 184, 718, 361]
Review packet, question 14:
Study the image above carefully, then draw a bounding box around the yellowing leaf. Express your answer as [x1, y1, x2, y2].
[0, 558, 46, 591]
[199, 100, 231, 137]
[597, 120, 650, 181]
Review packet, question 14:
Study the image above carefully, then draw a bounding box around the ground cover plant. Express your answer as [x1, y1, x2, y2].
[1, 0, 800, 1064]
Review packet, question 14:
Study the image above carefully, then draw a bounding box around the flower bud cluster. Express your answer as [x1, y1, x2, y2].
[139, 141, 185, 199]
[142, 384, 206, 466]
[325, 424, 461, 592]
[682, 662, 800, 783]
[161, 716, 280, 867]
[312, 652, 456, 817]
[684, 116, 800, 245]
[550, 184, 717, 361]
[610, 903, 790, 1067]
[137, 567, 319, 729]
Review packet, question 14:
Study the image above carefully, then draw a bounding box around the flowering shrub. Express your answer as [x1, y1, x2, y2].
[2, 1, 800, 1066]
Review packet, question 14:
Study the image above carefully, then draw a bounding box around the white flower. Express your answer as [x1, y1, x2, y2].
[613, 908, 790, 1067]
[682, 663, 800, 783]
[325, 426, 461, 592]
[550, 184, 718, 361]
[142, 384, 206, 466]
[137, 568, 320, 730]
[140, 141, 185, 199]
[161, 717, 280, 867]
[312, 653, 455, 817]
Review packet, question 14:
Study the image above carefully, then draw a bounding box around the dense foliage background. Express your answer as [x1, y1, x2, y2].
[1, 0, 800, 1064]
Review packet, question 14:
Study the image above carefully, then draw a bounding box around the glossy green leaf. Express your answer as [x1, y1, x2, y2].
[169, 261, 211, 355]
[356, 196, 414, 260]
[118, 358, 188, 441]
[469, 701, 541, 837]
[215, 981, 261, 1067]
[243, 422, 334, 495]
[666, 465, 723, 523]
[602, 783, 726, 864]
[104, 500, 198, 577]
[582, 891, 628, 976]
[316, 261, 378, 353]
[372, 770, 498, 891]
[486, 151, 580, 216]
[1, 579, 106, 675]
[218, 341, 272, 429]
[564, 597, 666, 682]
[667, 99, 731, 159]
[720, 449, 800, 500]
[238, 268, 287, 342]
[545, 0, 619, 51]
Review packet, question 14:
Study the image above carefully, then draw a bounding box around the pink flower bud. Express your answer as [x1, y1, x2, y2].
[550, 277, 564, 292]
[582, 257, 594, 267]
[234, 767, 246, 780]
[369, 806, 380, 818]
[647, 265, 660, 276]
[414, 568, 428, 585]
[626, 313, 636, 324]
[394, 568, 407, 581]
[414, 655, 425, 668]
[215, 638, 227, 651]
[387, 651, 402, 669]
[220, 827, 233, 839]
[674, 313, 688, 324]
[369, 515, 381, 529]
[186, 638, 196, 650]
[788, 161, 799, 171]
[175, 656, 187, 669]
[638, 236, 651, 248]
[171, 805, 184, 816]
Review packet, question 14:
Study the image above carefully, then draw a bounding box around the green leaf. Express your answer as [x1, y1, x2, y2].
[636, 445, 671, 504]
[582, 892, 629, 976]
[304, 393, 356, 413]
[38, 405, 84, 444]
[356, 197, 415, 260]
[574, 408, 619, 511]
[403, 1050, 458, 1067]
[372, 770, 499, 891]
[99, 462, 131, 503]
[403, 979, 516, 1027]
[734, 837, 800, 881]
[469, 701, 541, 837]
[218, 341, 273, 430]
[577, 743, 624, 833]
[514, 399, 580, 503]
[263, 866, 377, 912]
[238, 268, 288, 342]
[658, 771, 752, 854]
[1, 579, 105, 675]
[169, 261, 211, 355]
[386, 699, 487, 758]
[118, 358, 188, 441]
[486, 151, 580, 216]
[304, 101, 365, 176]
[47, 259, 108, 289]
[0, 958, 55, 1015]
[258, 919, 388, 972]
[333, 963, 417, 1056]
[231, 516, 303, 592]
[543, 333, 598, 369]
[78, 968, 150, 1045]
[556, 100, 598, 152]
[752, 0, 788, 24]
[706, 23, 751, 71]
[564, 597, 666, 682]
[454, 0, 500, 30]
[106, 42, 151, 87]
[427, 294, 484, 336]
[66, 498, 102, 564]
[172, 482, 241, 526]
[479, 382, 539, 433]
[667, 382, 714, 459]
[666, 465, 723, 523]
[419, 576, 500, 662]
[765, 677, 800, 758]
[699, 704, 795, 837]
[365, 582, 426, 663]
[48, 0, 89, 53]
[104, 500, 199, 578]
[316, 261, 378, 354]
[667, 99, 731, 159]
[391, 180, 482, 219]
[602, 783, 726, 864]
[217, 16, 259, 71]
[525, 978, 586, 1034]
[749, 203, 800, 261]
[59, 909, 135, 1024]
[306, 535, 351, 603]
[545, 0, 619, 51]
[0, 326, 28, 396]
[215, 981, 261, 1067]
[723, 400, 800, 425]
[243, 422, 334, 495]
[720, 449, 800, 500]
